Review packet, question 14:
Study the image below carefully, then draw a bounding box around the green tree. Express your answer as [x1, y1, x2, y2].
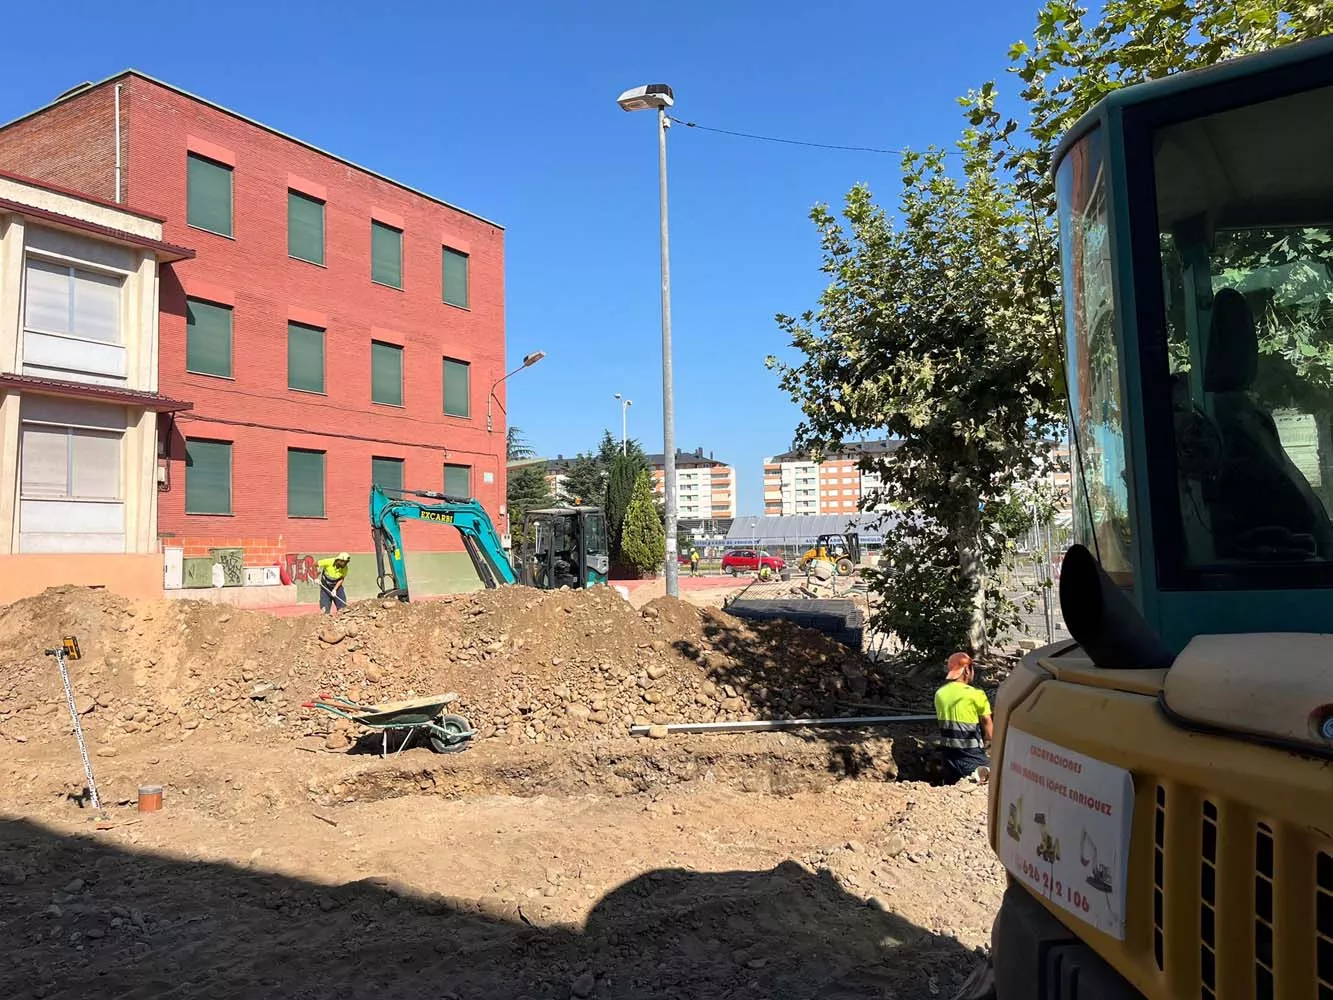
[770, 133, 1063, 656]
[506, 426, 536, 462]
[605, 453, 640, 565]
[561, 453, 605, 506]
[771, 0, 1332, 660]
[598, 429, 648, 469]
[621, 470, 667, 576]
[507, 462, 553, 543]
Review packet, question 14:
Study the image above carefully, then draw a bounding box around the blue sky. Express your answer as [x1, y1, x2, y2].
[2, 0, 1040, 513]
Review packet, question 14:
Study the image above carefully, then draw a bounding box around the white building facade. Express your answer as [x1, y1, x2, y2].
[0, 171, 192, 602]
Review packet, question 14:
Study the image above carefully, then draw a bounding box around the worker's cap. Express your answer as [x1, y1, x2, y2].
[946, 652, 973, 680]
[336, 552, 350, 563]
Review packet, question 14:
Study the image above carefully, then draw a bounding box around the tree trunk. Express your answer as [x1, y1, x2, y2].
[956, 499, 987, 654]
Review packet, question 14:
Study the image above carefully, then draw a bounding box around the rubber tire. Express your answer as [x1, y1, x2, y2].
[725, 565, 737, 576]
[836, 557, 854, 577]
[428, 714, 473, 754]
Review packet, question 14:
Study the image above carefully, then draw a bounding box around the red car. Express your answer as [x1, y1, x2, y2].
[721, 549, 785, 576]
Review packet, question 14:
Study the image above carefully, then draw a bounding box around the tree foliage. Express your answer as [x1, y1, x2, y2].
[506, 462, 553, 543]
[561, 454, 605, 506]
[771, 0, 1331, 659]
[605, 453, 640, 565]
[506, 426, 536, 462]
[620, 470, 667, 576]
[770, 134, 1063, 655]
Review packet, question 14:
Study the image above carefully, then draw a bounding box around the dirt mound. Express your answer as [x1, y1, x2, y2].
[0, 586, 937, 754]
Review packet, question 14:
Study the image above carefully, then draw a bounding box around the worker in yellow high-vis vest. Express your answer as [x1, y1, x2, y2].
[316, 552, 351, 615]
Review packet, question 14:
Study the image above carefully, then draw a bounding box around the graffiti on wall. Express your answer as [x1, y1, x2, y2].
[285, 554, 321, 583]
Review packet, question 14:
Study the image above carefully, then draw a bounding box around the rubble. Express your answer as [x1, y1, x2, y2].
[0, 585, 938, 751]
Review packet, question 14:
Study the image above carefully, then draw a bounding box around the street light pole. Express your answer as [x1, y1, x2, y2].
[656, 105, 679, 599]
[617, 82, 679, 598]
[614, 393, 633, 456]
[487, 350, 547, 434]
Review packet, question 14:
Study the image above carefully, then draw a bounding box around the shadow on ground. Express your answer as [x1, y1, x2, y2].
[1, 816, 984, 999]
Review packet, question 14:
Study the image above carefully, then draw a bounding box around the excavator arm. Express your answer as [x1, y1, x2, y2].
[369, 485, 516, 601]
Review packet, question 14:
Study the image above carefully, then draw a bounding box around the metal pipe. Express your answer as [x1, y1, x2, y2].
[657, 105, 679, 598]
[114, 83, 122, 204]
[631, 713, 936, 736]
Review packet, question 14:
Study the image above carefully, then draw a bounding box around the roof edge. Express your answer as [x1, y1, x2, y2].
[0, 166, 167, 222]
[0, 69, 504, 231]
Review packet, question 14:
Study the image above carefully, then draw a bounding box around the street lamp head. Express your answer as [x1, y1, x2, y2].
[521, 351, 546, 368]
[626, 399, 632, 407]
[616, 84, 674, 112]
[614, 392, 622, 401]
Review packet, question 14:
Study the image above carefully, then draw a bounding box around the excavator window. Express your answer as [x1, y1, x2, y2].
[1136, 78, 1333, 588]
[1058, 127, 1135, 587]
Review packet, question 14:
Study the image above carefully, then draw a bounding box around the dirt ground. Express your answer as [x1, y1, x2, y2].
[0, 585, 1005, 1000]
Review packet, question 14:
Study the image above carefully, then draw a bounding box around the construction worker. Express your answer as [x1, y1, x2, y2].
[934, 651, 993, 784]
[689, 547, 701, 577]
[316, 552, 351, 615]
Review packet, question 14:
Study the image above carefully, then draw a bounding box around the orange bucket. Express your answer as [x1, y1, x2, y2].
[138, 785, 163, 813]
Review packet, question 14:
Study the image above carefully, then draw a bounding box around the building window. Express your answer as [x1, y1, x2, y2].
[371, 220, 403, 288]
[287, 448, 326, 518]
[185, 439, 232, 515]
[442, 247, 469, 308]
[287, 322, 325, 394]
[371, 341, 403, 406]
[186, 299, 233, 378]
[444, 463, 471, 498]
[23, 259, 122, 344]
[187, 153, 233, 237]
[288, 191, 325, 265]
[20, 423, 121, 499]
[372, 456, 404, 492]
[443, 357, 470, 418]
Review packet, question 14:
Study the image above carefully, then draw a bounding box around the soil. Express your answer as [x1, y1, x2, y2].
[0, 585, 1004, 999]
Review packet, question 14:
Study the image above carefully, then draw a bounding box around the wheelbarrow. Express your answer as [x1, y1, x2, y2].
[302, 692, 475, 757]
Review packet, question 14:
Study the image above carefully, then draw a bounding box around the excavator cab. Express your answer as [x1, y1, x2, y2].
[987, 36, 1333, 1000]
[517, 507, 609, 590]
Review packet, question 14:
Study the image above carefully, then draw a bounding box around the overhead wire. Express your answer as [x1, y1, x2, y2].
[666, 116, 961, 156]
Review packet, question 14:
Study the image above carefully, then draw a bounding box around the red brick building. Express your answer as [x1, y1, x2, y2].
[0, 71, 507, 600]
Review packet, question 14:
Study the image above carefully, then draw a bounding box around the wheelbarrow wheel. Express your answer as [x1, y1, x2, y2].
[428, 713, 472, 754]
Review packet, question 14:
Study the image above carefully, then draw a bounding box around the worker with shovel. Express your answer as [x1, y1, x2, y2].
[934, 652, 992, 784]
[316, 552, 351, 615]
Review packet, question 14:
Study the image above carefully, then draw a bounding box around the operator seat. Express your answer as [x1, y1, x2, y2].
[1203, 288, 1333, 559]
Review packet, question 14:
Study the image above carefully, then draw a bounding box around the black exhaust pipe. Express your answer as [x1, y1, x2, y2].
[1058, 544, 1174, 670]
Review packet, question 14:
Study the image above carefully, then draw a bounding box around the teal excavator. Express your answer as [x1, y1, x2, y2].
[369, 485, 609, 600]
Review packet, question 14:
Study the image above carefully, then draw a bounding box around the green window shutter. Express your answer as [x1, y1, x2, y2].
[371, 221, 403, 288]
[444, 463, 471, 498]
[186, 299, 233, 377]
[371, 341, 403, 405]
[371, 457, 404, 492]
[288, 191, 325, 264]
[287, 322, 325, 393]
[442, 247, 469, 308]
[287, 448, 326, 517]
[185, 439, 232, 514]
[443, 357, 470, 418]
[187, 154, 233, 237]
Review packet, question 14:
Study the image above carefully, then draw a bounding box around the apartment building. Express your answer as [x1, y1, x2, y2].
[647, 448, 736, 520]
[0, 71, 506, 602]
[0, 170, 193, 602]
[762, 440, 900, 516]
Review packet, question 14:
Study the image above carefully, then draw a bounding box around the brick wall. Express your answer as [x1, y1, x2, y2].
[0, 84, 123, 203]
[0, 74, 509, 574]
